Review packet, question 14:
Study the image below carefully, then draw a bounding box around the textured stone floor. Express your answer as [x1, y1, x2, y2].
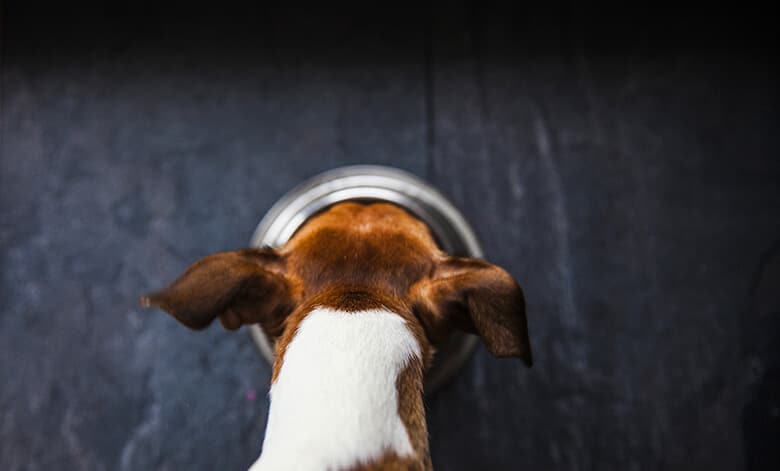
[1, 3, 778, 470]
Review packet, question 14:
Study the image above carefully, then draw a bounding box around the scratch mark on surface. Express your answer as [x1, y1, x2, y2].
[507, 160, 525, 201]
[533, 111, 578, 329]
[61, 405, 101, 471]
[118, 403, 161, 471]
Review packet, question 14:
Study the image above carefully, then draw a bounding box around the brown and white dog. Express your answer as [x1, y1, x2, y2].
[140, 201, 532, 471]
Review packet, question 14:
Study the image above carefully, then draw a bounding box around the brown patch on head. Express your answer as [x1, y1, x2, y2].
[282, 202, 441, 298]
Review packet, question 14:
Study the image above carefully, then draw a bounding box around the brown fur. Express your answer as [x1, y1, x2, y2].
[141, 201, 532, 470]
[392, 359, 432, 470]
[281, 202, 441, 299]
[345, 451, 428, 471]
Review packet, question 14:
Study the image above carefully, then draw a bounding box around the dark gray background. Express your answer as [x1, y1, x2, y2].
[1, 2, 778, 470]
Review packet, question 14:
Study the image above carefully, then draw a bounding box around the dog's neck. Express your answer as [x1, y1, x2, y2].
[250, 307, 431, 471]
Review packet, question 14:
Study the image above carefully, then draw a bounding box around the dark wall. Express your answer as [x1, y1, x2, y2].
[1, 2, 778, 470]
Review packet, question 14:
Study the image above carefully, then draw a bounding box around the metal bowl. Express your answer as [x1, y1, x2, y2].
[249, 165, 481, 395]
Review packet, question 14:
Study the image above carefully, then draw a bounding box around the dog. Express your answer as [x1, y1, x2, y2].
[141, 201, 532, 470]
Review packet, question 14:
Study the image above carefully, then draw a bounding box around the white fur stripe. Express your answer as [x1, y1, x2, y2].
[249, 308, 421, 471]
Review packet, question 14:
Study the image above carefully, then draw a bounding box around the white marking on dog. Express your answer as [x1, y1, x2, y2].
[249, 308, 421, 471]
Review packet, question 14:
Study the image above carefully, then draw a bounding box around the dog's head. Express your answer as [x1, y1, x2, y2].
[141, 202, 532, 367]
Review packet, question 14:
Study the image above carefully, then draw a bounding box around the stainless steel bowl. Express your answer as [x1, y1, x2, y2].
[249, 165, 481, 394]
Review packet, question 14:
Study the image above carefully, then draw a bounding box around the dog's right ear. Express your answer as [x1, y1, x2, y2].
[139, 248, 297, 339]
[409, 257, 532, 366]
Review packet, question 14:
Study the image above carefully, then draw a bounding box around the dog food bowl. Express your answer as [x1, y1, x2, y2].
[249, 165, 481, 395]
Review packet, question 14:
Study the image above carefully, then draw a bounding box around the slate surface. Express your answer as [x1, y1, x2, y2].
[1, 3, 778, 470]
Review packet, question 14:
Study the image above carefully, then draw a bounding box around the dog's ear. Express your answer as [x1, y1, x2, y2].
[410, 257, 532, 366]
[140, 248, 297, 339]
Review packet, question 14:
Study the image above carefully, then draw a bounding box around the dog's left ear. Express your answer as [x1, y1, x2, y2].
[140, 248, 297, 338]
[410, 257, 532, 366]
